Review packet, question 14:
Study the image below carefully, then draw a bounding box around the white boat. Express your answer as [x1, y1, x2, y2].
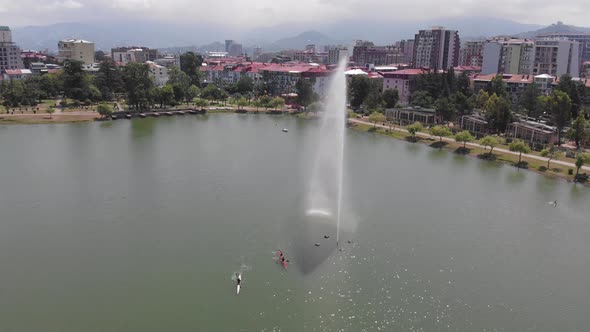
[282, 128, 289, 132]
[236, 273, 241, 295]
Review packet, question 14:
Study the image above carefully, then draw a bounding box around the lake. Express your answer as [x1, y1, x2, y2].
[1, 114, 589, 331]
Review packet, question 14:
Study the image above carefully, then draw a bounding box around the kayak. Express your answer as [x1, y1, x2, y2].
[236, 273, 241, 295]
[277, 251, 287, 269]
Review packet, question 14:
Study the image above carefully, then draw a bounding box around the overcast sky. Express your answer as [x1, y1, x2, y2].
[0, 0, 587, 28]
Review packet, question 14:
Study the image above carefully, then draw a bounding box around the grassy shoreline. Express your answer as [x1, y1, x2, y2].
[349, 122, 588, 186]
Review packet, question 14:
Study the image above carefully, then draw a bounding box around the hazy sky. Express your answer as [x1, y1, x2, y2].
[0, 0, 587, 28]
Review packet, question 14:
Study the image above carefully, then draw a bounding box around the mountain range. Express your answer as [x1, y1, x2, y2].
[11, 17, 589, 54]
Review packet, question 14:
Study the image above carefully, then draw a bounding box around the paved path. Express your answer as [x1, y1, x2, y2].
[350, 118, 590, 171]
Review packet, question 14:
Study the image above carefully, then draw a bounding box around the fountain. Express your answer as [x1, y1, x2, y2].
[290, 59, 349, 274]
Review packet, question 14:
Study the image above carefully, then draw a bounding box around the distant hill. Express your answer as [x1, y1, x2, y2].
[261, 31, 342, 51]
[11, 16, 563, 54]
[516, 21, 590, 38]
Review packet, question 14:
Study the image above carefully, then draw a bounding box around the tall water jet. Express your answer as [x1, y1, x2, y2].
[305, 58, 348, 241]
[297, 61, 347, 273]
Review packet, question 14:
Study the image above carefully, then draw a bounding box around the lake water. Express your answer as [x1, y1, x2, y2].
[1, 114, 589, 331]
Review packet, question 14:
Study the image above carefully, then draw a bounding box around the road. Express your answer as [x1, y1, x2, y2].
[350, 118, 590, 172]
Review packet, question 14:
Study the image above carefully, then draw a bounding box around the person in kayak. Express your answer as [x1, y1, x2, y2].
[236, 273, 241, 285]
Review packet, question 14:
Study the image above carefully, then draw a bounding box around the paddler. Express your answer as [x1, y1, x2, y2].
[236, 273, 241, 286]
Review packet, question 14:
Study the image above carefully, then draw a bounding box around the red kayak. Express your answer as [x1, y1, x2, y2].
[277, 251, 287, 269]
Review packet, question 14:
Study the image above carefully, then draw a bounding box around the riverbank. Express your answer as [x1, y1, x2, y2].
[348, 119, 589, 186]
[0, 111, 99, 124]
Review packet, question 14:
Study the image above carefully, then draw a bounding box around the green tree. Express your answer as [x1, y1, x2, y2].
[548, 90, 572, 146]
[450, 92, 473, 116]
[484, 93, 513, 133]
[348, 75, 371, 109]
[486, 75, 507, 98]
[509, 139, 531, 164]
[61, 60, 90, 100]
[269, 97, 285, 110]
[236, 97, 249, 110]
[406, 122, 423, 139]
[475, 89, 490, 109]
[186, 85, 200, 103]
[434, 97, 457, 122]
[567, 111, 589, 147]
[179, 52, 203, 86]
[519, 82, 540, 118]
[574, 153, 590, 179]
[410, 90, 434, 108]
[295, 79, 314, 108]
[259, 95, 272, 110]
[122, 62, 154, 110]
[201, 84, 223, 102]
[540, 144, 563, 169]
[364, 81, 384, 111]
[456, 72, 472, 97]
[455, 130, 475, 148]
[555, 74, 582, 116]
[46, 107, 55, 119]
[167, 66, 191, 103]
[194, 98, 208, 108]
[236, 76, 254, 95]
[97, 103, 113, 118]
[368, 111, 386, 127]
[95, 59, 123, 100]
[429, 125, 452, 148]
[382, 89, 399, 108]
[157, 85, 175, 108]
[480, 135, 499, 155]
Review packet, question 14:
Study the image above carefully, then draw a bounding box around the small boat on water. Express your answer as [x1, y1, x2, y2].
[165, 112, 173, 116]
[111, 115, 118, 120]
[282, 128, 289, 132]
[139, 113, 146, 118]
[153, 112, 160, 117]
[125, 114, 132, 119]
[176, 111, 185, 115]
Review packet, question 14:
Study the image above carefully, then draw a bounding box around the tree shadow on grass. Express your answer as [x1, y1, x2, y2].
[477, 153, 496, 161]
[429, 141, 448, 149]
[454, 147, 472, 155]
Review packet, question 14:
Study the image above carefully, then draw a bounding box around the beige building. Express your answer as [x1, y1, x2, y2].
[0, 26, 24, 73]
[481, 38, 534, 75]
[58, 39, 95, 64]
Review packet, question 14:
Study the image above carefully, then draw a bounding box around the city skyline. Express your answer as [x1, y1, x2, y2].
[1, 0, 589, 28]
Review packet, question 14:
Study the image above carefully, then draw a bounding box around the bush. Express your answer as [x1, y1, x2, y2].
[515, 161, 529, 169]
[368, 127, 377, 132]
[568, 168, 574, 175]
[538, 166, 548, 172]
[83, 99, 92, 106]
[72, 100, 81, 108]
[575, 173, 589, 182]
[59, 100, 67, 107]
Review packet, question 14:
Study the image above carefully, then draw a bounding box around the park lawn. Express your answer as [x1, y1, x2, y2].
[0, 113, 98, 125]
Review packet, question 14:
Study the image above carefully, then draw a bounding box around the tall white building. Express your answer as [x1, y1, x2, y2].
[0, 26, 24, 73]
[481, 38, 534, 75]
[58, 39, 95, 64]
[532, 38, 580, 77]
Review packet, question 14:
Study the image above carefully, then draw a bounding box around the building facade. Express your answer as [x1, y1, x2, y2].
[0, 26, 24, 73]
[111, 47, 158, 65]
[412, 27, 460, 70]
[147, 61, 169, 87]
[532, 38, 580, 77]
[459, 41, 484, 67]
[537, 32, 590, 63]
[481, 38, 534, 75]
[58, 39, 95, 64]
[352, 41, 399, 66]
[328, 46, 349, 65]
[382, 68, 428, 105]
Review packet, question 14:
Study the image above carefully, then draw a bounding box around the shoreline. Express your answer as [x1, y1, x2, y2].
[347, 120, 589, 187]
